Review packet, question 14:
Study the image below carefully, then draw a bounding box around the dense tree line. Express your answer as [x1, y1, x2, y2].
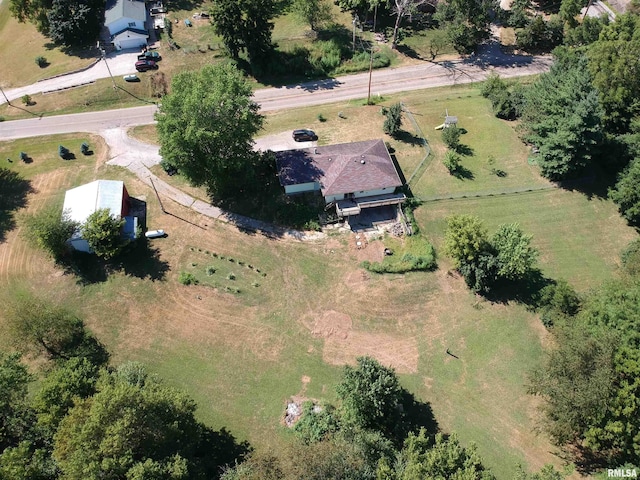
[9, 0, 104, 47]
[529, 257, 640, 466]
[481, 14, 640, 225]
[0, 293, 248, 480]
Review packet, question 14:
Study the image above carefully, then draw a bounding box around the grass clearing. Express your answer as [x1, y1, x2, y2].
[416, 189, 637, 290]
[0, 2, 95, 87]
[3, 81, 637, 480]
[0, 78, 158, 120]
[0, 133, 107, 180]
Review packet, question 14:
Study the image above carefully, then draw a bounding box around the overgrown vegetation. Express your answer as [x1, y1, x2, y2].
[362, 234, 436, 273]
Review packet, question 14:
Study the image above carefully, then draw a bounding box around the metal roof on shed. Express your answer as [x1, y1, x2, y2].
[62, 180, 125, 223]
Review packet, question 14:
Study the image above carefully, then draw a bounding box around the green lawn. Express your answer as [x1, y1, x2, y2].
[416, 189, 636, 291]
[0, 133, 106, 179]
[0, 2, 96, 88]
[3, 81, 638, 480]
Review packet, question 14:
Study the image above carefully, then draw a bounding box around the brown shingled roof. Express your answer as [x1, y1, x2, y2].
[275, 139, 403, 196]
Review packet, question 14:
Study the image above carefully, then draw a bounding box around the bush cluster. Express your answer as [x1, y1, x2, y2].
[480, 73, 526, 120]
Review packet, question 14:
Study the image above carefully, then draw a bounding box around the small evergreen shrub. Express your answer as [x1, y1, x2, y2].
[178, 272, 198, 285]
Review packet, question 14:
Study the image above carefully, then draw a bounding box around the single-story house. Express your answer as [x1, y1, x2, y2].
[275, 139, 406, 218]
[104, 0, 148, 50]
[62, 180, 138, 253]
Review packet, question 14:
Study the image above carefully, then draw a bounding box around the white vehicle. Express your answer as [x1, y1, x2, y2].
[145, 229, 165, 238]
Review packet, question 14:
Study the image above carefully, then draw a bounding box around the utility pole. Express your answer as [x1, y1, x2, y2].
[367, 4, 378, 105]
[352, 14, 359, 52]
[101, 49, 117, 90]
[0, 85, 11, 106]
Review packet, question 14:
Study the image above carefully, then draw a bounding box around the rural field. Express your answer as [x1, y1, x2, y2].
[1, 83, 637, 479]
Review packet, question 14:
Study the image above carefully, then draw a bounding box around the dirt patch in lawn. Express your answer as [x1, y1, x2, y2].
[303, 309, 419, 373]
[309, 310, 352, 339]
[323, 331, 419, 373]
[349, 236, 385, 263]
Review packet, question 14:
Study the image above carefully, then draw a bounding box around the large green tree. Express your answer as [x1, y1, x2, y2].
[522, 49, 603, 180]
[335, 356, 402, 437]
[377, 430, 495, 480]
[289, 0, 332, 31]
[443, 214, 490, 268]
[53, 363, 246, 480]
[9, 0, 103, 47]
[610, 157, 640, 225]
[588, 14, 640, 133]
[8, 0, 51, 34]
[46, 0, 104, 47]
[0, 352, 33, 452]
[156, 63, 264, 200]
[81, 208, 126, 260]
[23, 206, 78, 262]
[210, 0, 281, 70]
[434, 0, 495, 53]
[4, 291, 108, 364]
[491, 223, 538, 281]
[32, 357, 99, 439]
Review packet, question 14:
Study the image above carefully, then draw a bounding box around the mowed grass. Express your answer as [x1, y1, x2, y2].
[0, 77, 158, 120]
[0, 2, 95, 87]
[0, 133, 106, 180]
[2, 84, 638, 479]
[416, 189, 637, 290]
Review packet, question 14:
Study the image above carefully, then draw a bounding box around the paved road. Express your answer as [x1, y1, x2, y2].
[1, 54, 552, 140]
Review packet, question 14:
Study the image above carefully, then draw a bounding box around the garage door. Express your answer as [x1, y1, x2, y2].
[116, 36, 147, 50]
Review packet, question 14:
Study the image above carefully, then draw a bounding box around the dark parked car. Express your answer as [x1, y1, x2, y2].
[135, 60, 158, 72]
[292, 129, 317, 142]
[138, 51, 161, 61]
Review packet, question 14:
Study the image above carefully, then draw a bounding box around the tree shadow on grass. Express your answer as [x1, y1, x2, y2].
[112, 239, 170, 281]
[455, 144, 474, 156]
[393, 388, 439, 446]
[198, 426, 252, 477]
[396, 44, 423, 60]
[484, 268, 554, 307]
[452, 165, 474, 180]
[64, 240, 170, 285]
[0, 168, 32, 243]
[394, 130, 424, 148]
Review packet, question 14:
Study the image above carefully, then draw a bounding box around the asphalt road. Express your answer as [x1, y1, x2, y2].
[0, 53, 552, 140]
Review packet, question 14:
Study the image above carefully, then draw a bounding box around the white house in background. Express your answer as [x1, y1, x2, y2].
[104, 0, 148, 50]
[62, 180, 137, 253]
[275, 139, 406, 219]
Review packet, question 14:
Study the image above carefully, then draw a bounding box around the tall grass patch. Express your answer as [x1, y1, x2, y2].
[362, 234, 436, 273]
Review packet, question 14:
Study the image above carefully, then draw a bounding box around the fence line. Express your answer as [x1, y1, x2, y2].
[402, 103, 432, 187]
[415, 184, 557, 203]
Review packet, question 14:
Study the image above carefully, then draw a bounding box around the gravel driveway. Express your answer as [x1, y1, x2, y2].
[253, 131, 317, 152]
